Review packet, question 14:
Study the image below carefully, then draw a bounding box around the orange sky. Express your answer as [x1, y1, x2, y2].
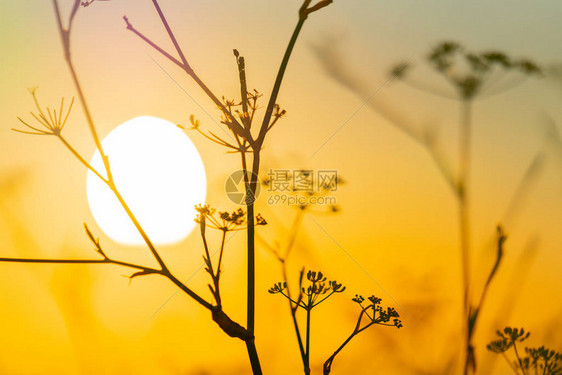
[0, 0, 561, 374]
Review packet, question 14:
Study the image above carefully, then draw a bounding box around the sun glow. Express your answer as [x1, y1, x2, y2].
[87, 116, 206, 245]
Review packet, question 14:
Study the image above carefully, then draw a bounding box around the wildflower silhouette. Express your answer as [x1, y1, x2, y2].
[258, 172, 398, 375]
[390, 43, 542, 375]
[314, 37, 545, 374]
[14, 88, 74, 137]
[269, 269, 346, 375]
[0, 0, 335, 373]
[323, 295, 402, 374]
[487, 327, 562, 375]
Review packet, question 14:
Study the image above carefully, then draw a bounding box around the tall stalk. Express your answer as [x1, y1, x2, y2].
[241, 4, 332, 372]
[459, 99, 474, 375]
[4, 1, 335, 374]
[459, 99, 472, 319]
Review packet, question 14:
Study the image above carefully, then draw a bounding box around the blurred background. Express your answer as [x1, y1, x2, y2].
[0, 0, 561, 373]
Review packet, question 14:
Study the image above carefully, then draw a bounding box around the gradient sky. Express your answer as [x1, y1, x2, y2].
[0, 1, 561, 374]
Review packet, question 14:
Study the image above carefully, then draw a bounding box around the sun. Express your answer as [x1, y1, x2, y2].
[87, 116, 206, 245]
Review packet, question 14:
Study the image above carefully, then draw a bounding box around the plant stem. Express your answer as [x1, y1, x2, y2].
[54, 0, 168, 267]
[241, 147, 262, 374]
[145, 0, 253, 145]
[323, 331, 357, 375]
[124, 3, 330, 374]
[245, 339, 262, 375]
[217, 230, 228, 276]
[512, 341, 528, 375]
[305, 305, 312, 375]
[459, 99, 472, 314]
[281, 261, 307, 369]
[459, 99, 473, 374]
[323, 307, 370, 374]
[247, 199, 257, 331]
[52, 0, 112, 181]
[247, 150, 261, 335]
[256, 13, 307, 145]
[57, 134, 106, 182]
[464, 227, 506, 375]
[165, 272, 213, 310]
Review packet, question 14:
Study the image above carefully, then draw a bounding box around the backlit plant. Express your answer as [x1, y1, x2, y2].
[0, 0, 359, 373]
[487, 327, 562, 375]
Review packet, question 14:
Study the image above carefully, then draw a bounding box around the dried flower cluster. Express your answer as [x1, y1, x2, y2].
[195, 204, 267, 232]
[391, 41, 542, 100]
[269, 270, 346, 310]
[487, 327, 561, 375]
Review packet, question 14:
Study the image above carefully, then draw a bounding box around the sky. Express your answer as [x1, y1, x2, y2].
[0, 0, 561, 374]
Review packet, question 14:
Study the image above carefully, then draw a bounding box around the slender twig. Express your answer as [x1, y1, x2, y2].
[199, 215, 222, 307]
[323, 308, 366, 374]
[464, 226, 506, 375]
[165, 271, 213, 310]
[459, 99, 473, 375]
[53, 0, 111, 180]
[323, 298, 401, 375]
[459, 98, 472, 314]
[513, 341, 529, 375]
[216, 230, 228, 277]
[0, 252, 212, 312]
[235, 50, 251, 130]
[123, 2, 254, 147]
[285, 266, 307, 366]
[256, 5, 308, 145]
[57, 134, 107, 182]
[305, 296, 312, 375]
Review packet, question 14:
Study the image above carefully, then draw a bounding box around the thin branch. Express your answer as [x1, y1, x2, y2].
[234, 50, 251, 129]
[0, 257, 107, 265]
[54, 2, 170, 271]
[323, 307, 366, 375]
[512, 341, 529, 375]
[464, 226, 506, 375]
[150, 0, 190, 70]
[216, 230, 228, 277]
[123, 16, 184, 69]
[312, 290, 335, 307]
[165, 272, 213, 310]
[0, 256, 160, 276]
[123, 3, 255, 147]
[53, 0, 111, 180]
[256, 6, 307, 146]
[57, 134, 107, 182]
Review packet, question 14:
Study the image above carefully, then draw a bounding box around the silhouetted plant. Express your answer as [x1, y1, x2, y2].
[269, 269, 346, 374]
[259, 171, 375, 374]
[464, 226, 507, 373]
[323, 295, 402, 375]
[390, 44, 542, 326]
[314, 37, 546, 374]
[260, 170, 401, 373]
[487, 327, 561, 375]
[1, 0, 335, 373]
[390, 43, 541, 375]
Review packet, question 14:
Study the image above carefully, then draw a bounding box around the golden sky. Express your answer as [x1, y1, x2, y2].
[0, 0, 561, 374]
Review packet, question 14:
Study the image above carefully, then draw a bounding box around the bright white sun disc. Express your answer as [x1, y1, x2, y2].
[87, 116, 206, 245]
